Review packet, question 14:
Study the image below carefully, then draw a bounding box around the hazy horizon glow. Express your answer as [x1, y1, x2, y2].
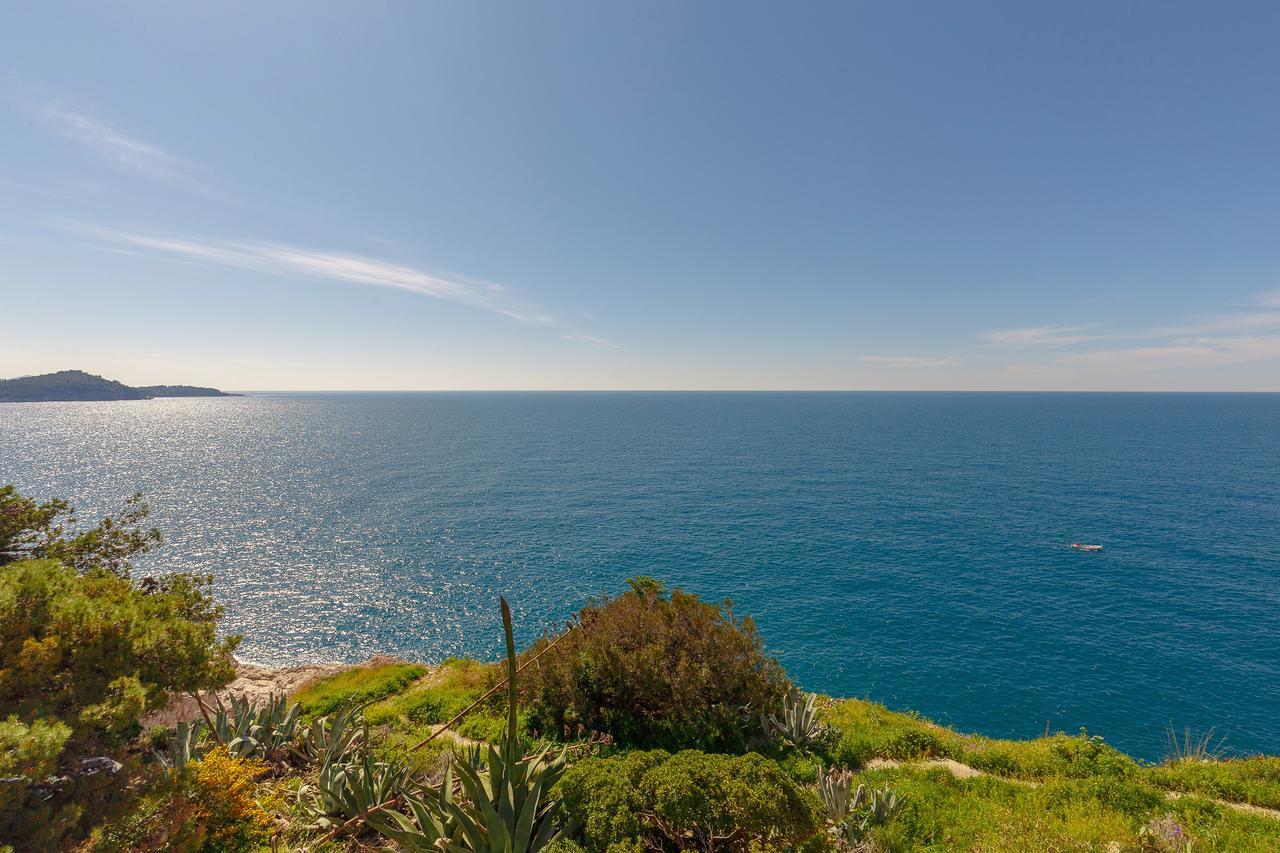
[3, 2, 1279, 390]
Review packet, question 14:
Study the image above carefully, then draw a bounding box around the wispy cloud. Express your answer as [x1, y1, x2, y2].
[561, 333, 622, 349]
[989, 287, 1280, 373]
[978, 324, 1098, 347]
[33, 101, 224, 198]
[859, 354, 957, 368]
[82, 225, 557, 325]
[1055, 336, 1280, 369]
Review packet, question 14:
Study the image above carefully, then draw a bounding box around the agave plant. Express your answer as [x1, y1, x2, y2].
[298, 751, 414, 830]
[367, 763, 465, 850]
[289, 704, 366, 767]
[841, 786, 905, 847]
[817, 764, 864, 823]
[444, 598, 566, 852]
[867, 786, 902, 824]
[213, 692, 303, 762]
[762, 688, 829, 749]
[155, 719, 206, 771]
[372, 597, 565, 852]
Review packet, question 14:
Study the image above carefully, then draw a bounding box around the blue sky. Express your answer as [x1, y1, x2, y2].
[3, 1, 1279, 390]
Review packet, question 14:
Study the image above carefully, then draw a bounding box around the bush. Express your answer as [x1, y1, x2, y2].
[558, 749, 823, 852]
[884, 727, 945, 761]
[523, 577, 788, 750]
[94, 749, 278, 852]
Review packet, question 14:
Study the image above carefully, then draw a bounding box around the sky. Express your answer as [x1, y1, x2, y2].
[2, 1, 1279, 391]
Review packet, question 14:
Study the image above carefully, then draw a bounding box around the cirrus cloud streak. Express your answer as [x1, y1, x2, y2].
[80, 225, 565, 326]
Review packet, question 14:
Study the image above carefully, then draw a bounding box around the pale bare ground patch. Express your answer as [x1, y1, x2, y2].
[142, 658, 348, 727]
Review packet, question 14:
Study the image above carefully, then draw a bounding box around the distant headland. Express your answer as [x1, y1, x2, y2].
[0, 370, 239, 402]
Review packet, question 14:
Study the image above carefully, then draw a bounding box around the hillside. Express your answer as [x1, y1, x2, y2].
[3, 482, 1276, 850]
[0, 370, 237, 402]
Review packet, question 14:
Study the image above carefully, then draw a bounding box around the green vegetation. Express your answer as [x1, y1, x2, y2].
[521, 575, 788, 751]
[293, 660, 428, 717]
[4, 486, 1280, 851]
[0, 487, 237, 849]
[558, 749, 823, 851]
[1146, 756, 1280, 810]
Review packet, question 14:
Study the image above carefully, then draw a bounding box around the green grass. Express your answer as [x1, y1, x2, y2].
[1145, 756, 1280, 810]
[808, 696, 1280, 850]
[360, 656, 516, 745]
[821, 698, 1140, 781]
[820, 698, 961, 767]
[852, 765, 1280, 852]
[282, 660, 1280, 851]
[290, 660, 428, 717]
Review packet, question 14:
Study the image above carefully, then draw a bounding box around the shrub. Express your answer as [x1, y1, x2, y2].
[557, 749, 823, 852]
[95, 749, 278, 852]
[883, 727, 944, 761]
[522, 577, 788, 750]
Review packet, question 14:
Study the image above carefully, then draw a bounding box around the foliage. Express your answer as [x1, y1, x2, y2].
[1166, 724, 1230, 763]
[839, 785, 903, 848]
[816, 764, 861, 823]
[0, 713, 71, 778]
[211, 691, 303, 762]
[291, 660, 427, 717]
[370, 597, 567, 853]
[446, 598, 567, 852]
[1139, 814, 1196, 852]
[1145, 755, 1280, 810]
[299, 750, 413, 830]
[0, 484, 160, 576]
[0, 486, 238, 848]
[289, 703, 367, 767]
[0, 558, 238, 745]
[98, 748, 278, 852]
[366, 762, 465, 851]
[761, 688, 831, 751]
[557, 749, 823, 852]
[155, 718, 205, 771]
[522, 577, 788, 751]
[184, 748, 279, 851]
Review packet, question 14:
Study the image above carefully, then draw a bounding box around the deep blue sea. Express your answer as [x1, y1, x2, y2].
[2, 392, 1277, 761]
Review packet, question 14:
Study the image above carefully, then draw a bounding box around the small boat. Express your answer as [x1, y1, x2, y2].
[1071, 543, 1103, 552]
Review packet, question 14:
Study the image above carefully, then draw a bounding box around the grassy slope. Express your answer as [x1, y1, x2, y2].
[291, 660, 1280, 851]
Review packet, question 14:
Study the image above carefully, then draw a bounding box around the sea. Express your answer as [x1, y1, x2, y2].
[2, 391, 1277, 761]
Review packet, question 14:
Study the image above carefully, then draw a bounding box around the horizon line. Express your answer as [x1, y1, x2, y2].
[227, 388, 1280, 394]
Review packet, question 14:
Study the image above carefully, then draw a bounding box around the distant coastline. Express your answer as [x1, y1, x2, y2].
[0, 369, 239, 403]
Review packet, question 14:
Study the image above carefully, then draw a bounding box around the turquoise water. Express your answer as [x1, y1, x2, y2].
[2, 392, 1277, 760]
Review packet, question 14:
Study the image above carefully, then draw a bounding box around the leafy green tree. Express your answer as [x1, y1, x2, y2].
[0, 485, 238, 848]
[0, 484, 161, 576]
